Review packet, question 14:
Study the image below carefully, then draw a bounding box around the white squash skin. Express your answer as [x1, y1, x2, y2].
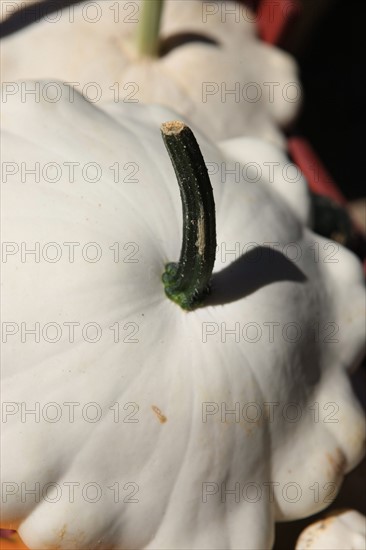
[295, 510, 366, 550]
[0, 85, 365, 550]
[218, 136, 312, 226]
[0, 0, 300, 147]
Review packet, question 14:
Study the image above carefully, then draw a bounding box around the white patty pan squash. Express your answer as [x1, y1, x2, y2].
[1, 83, 365, 550]
[0, 0, 300, 147]
[295, 510, 366, 550]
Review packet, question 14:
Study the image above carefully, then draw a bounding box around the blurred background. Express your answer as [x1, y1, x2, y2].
[288, 0, 363, 204]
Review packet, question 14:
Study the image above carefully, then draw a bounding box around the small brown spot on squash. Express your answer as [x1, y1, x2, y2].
[151, 405, 167, 424]
[326, 447, 346, 479]
[58, 525, 67, 541]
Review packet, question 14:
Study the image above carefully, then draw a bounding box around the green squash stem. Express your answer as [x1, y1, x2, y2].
[137, 0, 164, 58]
[161, 121, 217, 311]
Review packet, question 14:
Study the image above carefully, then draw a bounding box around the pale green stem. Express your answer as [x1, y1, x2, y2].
[137, 0, 164, 58]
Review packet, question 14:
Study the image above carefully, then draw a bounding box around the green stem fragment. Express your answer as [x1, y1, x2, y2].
[161, 121, 217, 311]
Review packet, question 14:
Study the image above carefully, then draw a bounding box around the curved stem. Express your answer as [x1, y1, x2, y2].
[137, 0, 164, 58]
[161, 122, 217, 311]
